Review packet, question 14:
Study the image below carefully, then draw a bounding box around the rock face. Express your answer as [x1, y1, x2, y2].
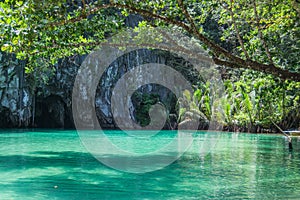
[0, 53, 32, 128]
[33, 55, 84, 128]
[0, 49, 199, 129]
[94, 49, 199, 129]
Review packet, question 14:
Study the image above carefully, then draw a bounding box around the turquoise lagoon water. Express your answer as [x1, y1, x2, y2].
[0, 130, 300, 199]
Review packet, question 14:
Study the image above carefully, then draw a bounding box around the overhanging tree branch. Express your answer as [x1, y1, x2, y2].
[45, 2, 300, 81]
[225, 0, 250, 60]
[213, 57, 300, 81]
[253, 0, 273, 64]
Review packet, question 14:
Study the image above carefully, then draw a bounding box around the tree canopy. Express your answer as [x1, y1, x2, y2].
[1, 0, 300, 81]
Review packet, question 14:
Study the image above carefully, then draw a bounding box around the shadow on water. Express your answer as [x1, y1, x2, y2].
[0, 151, 212, 199]
[0, 150, 200, 171]
[0, 151, 99, 170]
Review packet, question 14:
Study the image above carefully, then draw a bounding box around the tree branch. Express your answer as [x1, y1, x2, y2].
[253, 0, 273, 64]
[81, 0, 86, 16]
[48, 3, 113, 26]
[213, 57, 300, 81]
[226, 0, 249, 60]
[177, 0, 199, 36]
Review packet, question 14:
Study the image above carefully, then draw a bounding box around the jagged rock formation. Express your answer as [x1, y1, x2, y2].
[0, 53, 32, 128]
[0, 49, 200, 129]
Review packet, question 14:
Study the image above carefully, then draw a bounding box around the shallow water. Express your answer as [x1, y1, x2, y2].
[0, 130, 300, 199]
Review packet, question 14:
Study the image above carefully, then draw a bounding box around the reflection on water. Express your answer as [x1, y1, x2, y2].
[0, 130, 299, 199]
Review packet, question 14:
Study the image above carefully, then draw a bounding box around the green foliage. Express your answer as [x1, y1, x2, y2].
[1, 0, 123, 81]
[178, 89, 208, 123]
[191, 70, 300, 131]
[194, 81, 212, 120]
[1, 0, 299, 78]
[216, 0, 299, 70]
[131, 93, 160, 127]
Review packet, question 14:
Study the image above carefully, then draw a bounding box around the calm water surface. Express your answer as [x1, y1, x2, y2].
[0, 130, 300, 199]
